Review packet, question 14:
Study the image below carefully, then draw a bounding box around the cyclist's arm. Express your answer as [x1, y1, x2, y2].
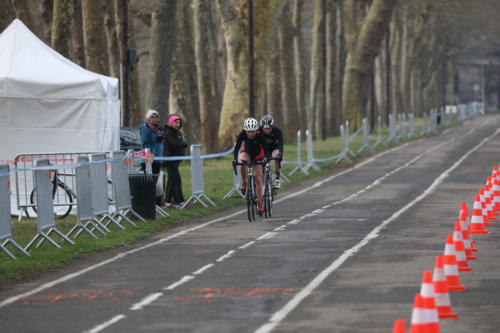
[233, 132, 244, 161]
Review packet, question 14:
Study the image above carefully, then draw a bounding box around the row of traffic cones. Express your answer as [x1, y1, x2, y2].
[392, 164, 499, 332]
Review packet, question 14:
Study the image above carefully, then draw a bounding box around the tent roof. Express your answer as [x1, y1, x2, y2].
[0, 19, 117, 100]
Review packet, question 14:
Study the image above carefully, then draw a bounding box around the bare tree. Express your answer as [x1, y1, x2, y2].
[342, 0, 398, 129]
[266, 28, 284, 127]
[39, 0, 53, 43]
[146, 0, 177, 120]
[82, 0, 109, 74]
[310, 0, 326, 138]
[292, 0, 308, 133]
[51, 0, 73, 58]
[11, 0, 34, 31]
[278, 2, 299, 142]
[71, 0, 85, 67]
[0, 0, 15, 31]
[115, 0, 130, 126]
[194, 0, 219, 152]
[104, 0, 120, 78]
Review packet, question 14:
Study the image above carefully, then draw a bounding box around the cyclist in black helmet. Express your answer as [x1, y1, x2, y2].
[259, 115, 283, 189]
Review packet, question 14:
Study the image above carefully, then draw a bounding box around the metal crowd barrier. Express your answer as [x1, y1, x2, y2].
[0, 164, 29, 259]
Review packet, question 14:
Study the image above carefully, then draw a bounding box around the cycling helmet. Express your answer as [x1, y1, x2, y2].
[243, 118, 259, 131]
[260, 115, 274, 129]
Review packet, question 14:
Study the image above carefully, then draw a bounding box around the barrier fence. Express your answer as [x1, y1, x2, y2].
[0, 103, 482, 259]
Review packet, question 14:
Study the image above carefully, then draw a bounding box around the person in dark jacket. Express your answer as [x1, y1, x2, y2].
[139, 109, 163, 174]
[163, 114, 187, 208]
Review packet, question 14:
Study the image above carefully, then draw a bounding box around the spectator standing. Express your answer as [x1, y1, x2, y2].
[139, 109, 163, 174]
[163, 114, 188, 208]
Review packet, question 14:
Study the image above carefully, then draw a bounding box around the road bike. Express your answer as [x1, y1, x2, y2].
[262, 157, 280, 218]
[233, 160, 265, 222]
[29, 169, 113, 219]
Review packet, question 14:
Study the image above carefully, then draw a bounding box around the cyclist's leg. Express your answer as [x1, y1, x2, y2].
[239, 152, 250, 193]
[272, 149, 281, 189]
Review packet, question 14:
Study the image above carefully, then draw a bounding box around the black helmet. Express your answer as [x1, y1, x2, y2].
[260, 115, 274, 129]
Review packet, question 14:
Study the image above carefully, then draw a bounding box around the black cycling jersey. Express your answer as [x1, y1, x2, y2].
[234, 130, 265, 161]
[258, 126, 283, 156]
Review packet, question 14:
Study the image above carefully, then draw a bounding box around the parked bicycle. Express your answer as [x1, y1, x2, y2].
[30, 169, 75, 219]
[29, 170, 113, 219]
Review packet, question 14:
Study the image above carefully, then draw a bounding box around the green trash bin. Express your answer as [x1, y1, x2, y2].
[128, 174, 158, 219]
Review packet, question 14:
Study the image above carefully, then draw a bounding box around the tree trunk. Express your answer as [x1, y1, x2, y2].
[71, 0, 86, 67]
[82, 0, 109, 74]
[104, 0, 120, 78]
[39, 0, 53, 44]
[128, 13, 142, 127]
[114, 0, 129, 126]
[325, 0, 338, 136]
[146, 0, 177, 120]
[0, 0, 15, 31]
[278, 2, 299, 142]
[292, 0, 308, 134]
[215, 0, 285, 149]
[310, 0, 326, 138]
[194, 0, 219, 153]
[334, 0, 346, 129]
[11, 0, 34, 31]
[51, 0, 73, 59]
[266, 28, 284, 127]
[169, 0, 199, 145]
[342, 0, 398, 129]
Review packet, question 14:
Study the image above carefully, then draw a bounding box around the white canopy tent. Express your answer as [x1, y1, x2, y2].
[0, 19, 120, 162]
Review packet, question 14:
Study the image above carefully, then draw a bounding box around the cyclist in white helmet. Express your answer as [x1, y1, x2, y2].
[233, 117, 266, 216]
[259, 115, 283, 189]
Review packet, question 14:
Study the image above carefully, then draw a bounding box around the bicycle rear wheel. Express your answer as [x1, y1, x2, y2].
[30, 183, 73, 219]
[264, 174, 272, 218]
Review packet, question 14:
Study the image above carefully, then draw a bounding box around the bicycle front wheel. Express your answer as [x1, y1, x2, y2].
[246, 176, 256, 222]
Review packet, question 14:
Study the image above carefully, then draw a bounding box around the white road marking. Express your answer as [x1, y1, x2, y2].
[193, 264, 214, 275]
[257, 232, 277, 240]
[216, 250, 236, 262]
[238, 241, 256, 249]
[84, 314, 126, 333]
[254, 128, 499, 333]
[164, 275, 194, 291]
[130, 292, 163, 311]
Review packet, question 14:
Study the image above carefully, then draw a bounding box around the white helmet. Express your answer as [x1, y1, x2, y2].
[243, 118, 259, 131]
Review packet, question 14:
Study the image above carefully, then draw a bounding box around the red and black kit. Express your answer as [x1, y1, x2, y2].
[234, 130, 265, 161]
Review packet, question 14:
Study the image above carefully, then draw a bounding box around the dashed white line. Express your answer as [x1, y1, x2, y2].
[84, 314, 126, 333]
[193, 264, 214, 275]
[238, 241, 256, 249]
[216, 250, 236, 262]
[257, 232, 277, 240]
[164, 275, 194, 291]
[130, 292, 163, 311]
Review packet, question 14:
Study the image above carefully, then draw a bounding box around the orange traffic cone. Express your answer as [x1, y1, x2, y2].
[459, 202, 476, 248]
[485, 179, 497, 220]
[443, 249, 466, 291]
[423, 296, 441, 333]
[460, 220, 477, 259]
[393, 318, 406, 333]
[419, 270, 441, 331]
[479, 189, 493, 226]
[432, 255, 458, 319]
[493, 179, 500, 210]
[410, 294, 427, 333]
[470, 194, 489, 234]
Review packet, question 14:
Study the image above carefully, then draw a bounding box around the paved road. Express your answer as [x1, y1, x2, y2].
[1, 114, 500, 333]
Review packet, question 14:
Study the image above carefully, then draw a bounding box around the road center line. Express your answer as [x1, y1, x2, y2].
[130, 292, 163, 311]
[84, 314, 126, 333]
